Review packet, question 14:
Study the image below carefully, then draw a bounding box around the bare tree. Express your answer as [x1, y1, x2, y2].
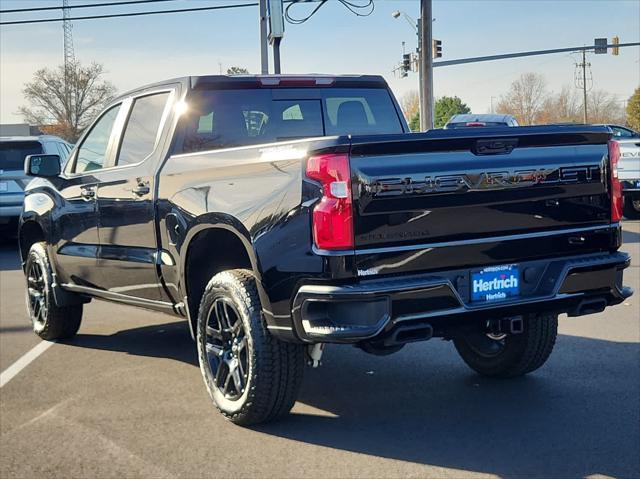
[18, 62, 116, 142]
[401, 90, 420, 120]
[496, 73, 547, 125]
[539, 86, 581, 124]
[400, 90, 420, 131]
[588, 89, 625, 124]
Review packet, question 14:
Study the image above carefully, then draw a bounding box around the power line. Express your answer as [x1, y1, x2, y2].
[0, 0, 177, 14]
[0, 2, 260, 25]
[0, 0, 374, 27]
[284, 0, 373, 25]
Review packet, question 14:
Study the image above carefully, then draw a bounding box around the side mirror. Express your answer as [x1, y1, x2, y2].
[24, 154, 61, 177]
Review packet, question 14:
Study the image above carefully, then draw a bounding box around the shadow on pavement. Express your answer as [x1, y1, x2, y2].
[622, 226, 640, 244]
[0, 242, 21, 271]
[65, 320, 639, 479]
[262, 336, 640, 479]
[68, 321, 198, 366]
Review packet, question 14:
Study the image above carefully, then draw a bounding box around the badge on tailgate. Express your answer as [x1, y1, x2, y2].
[471, 264, 520, 302]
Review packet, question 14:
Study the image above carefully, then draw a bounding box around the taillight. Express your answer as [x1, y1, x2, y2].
[608, 140, 623, 222]
[465, 122, 486, 127]
[306, 153, 354, 250]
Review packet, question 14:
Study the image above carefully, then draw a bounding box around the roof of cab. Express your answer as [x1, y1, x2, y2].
[190, 74, 389, 90]
[112, 74, 390, 102]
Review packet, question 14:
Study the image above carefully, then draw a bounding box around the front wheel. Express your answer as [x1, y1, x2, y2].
[196, 269, 304, 426]
[25, 242, 83, 340]
[454, 313, 558, 378]
[623, 197, 640, 220]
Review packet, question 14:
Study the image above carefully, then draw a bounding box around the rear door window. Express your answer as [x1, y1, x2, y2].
[0, 141, 43, 170]
[116, 92, 170, 166]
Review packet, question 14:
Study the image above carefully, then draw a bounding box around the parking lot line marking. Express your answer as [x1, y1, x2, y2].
[0, 340, 54, 388]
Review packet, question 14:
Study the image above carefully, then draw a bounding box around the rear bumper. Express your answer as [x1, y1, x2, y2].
[291, 251, 633, 343]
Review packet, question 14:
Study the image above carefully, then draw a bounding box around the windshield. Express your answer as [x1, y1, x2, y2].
[180, 88, 404, 153]
[0, 141, 43, 170]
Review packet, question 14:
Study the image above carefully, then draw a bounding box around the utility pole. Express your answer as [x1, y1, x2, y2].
[582, 50, 588, 123]
[259, 0, 269, 74]
[419, 0, 434, 130]
[577, 49, 590, 123]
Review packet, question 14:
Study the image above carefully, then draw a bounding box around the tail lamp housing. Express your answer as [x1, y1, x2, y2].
[608, 140, 623, 222]
[306, 153, 354, 250]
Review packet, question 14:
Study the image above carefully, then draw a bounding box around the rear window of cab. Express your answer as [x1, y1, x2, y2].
[180, 88, 404, 153]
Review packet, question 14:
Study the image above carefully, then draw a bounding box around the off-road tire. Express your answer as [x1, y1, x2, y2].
[454, 313, 558, 378]
[196, 269, 304, 426]
[25, 242, 83, 340]
[623, 197, 640, 220]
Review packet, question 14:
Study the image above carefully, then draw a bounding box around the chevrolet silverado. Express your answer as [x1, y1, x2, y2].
[19, 75, 633, 425]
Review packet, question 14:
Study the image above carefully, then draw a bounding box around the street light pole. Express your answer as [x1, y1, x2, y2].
[419, 0, 434, 130]
[581, 49, 588, 123]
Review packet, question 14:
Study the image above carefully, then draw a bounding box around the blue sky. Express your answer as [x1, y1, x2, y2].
[1, 0, 639, 123]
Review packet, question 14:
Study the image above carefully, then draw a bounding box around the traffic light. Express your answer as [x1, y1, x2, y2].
[612, 36, 620, 56]
[433, 39, 442, 59]
[402, 53, 412, 74]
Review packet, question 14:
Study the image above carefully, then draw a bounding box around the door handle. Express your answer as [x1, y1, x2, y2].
[80, 187, 95, 199]
[131, 184, 150, 196]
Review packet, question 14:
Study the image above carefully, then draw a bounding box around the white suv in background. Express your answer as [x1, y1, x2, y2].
[600, 125, 640, 219]
[0, 135, 73, 231]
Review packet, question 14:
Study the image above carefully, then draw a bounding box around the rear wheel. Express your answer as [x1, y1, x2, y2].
[196, 269, 304, 426]
[623, 197, 640, 220]
[454, 313, 557, 377]
[25, 242, 83, 340]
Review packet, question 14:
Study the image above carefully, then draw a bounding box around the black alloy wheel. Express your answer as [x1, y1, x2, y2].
[204, 297, 249, 400]
[26, 259, 48, 330]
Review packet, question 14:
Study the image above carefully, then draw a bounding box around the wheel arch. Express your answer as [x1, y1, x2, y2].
[180, 221, 270, 336]
[18, 220, 46, 268]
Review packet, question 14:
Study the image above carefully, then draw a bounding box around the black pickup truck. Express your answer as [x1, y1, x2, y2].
[20, 75, 632, 425]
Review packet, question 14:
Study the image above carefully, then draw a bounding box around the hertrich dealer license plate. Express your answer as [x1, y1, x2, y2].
[471, 264, 520, 302]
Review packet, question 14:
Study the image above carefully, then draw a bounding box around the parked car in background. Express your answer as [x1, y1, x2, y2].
[616, 136, 640, 219]
[0, 135, 72, 231]
[594, 125, 640, 218]
[599, 124, 639, 139]
[444, 113, 519, 129]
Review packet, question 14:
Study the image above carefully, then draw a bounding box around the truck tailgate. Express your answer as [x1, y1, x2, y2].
[350, 126, 616, 276]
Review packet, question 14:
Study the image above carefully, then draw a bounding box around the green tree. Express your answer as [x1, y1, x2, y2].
[627, 87, 640, 131]
[227, 66, 249, 75]
[434, 96, 470, 128]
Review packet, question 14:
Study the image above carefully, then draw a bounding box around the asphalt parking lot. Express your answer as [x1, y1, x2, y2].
[1, 223, 639, 479]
